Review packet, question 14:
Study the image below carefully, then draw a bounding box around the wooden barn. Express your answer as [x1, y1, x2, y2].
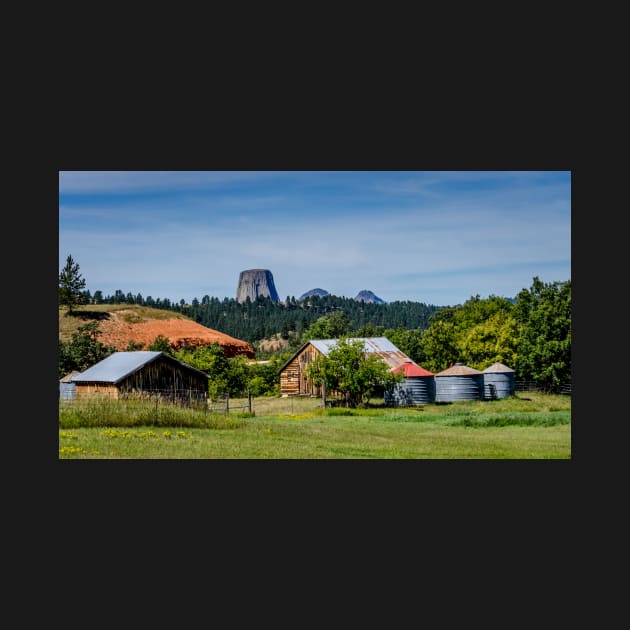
[70, 351, 209, 404]
[279, 337, 415, 397]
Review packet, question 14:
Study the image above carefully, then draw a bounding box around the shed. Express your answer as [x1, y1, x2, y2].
[71, 351, 209, 404]
[59, 371, 81, 400]
[279, 337, 414, 397]
[385, 361, 435, 406]
[434, 362, 483, 402]
[482, 362, 515, 399]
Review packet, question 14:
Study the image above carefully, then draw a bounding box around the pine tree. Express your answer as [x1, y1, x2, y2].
[59, 255, 87, 314]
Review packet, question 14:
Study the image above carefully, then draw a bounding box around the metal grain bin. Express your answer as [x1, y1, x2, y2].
[482, 362, 515, 399]
[434, 362, 483, 402]
[385, 361, 435, 405]
[59, 371, 80, 400]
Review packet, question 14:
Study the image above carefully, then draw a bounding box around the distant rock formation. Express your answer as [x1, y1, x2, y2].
[354, 290, 386, 304]
[298, 288, 330, 300]
[236, 269, 280, 303]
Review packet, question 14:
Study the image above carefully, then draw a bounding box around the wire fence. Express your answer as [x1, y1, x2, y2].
[208, 392, 253, 414]
[60, 383, 572, 418]
[60, 387, 256, 414]
[514, 381, 571, 395]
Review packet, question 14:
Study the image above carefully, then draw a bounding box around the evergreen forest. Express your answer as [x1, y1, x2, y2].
[78, 290, 441, 345]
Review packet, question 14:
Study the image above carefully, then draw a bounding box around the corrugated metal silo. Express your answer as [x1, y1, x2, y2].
[385, 361, 435, 405]
[59, 371, 80, 400]
[482, 362, 515, 399]
[434, 363, 483, 402]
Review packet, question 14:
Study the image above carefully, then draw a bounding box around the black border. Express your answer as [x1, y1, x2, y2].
[47, 109, 582, 527]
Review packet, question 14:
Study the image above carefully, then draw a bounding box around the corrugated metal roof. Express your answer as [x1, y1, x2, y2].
[72, 351, 163, 384]
[392, 361, 434, 377]
[71, 351, 209, 385]
[310, 337, 396, 354]
[435, 362, 482, 376]
[60, 370, 81, 383]
[482, 362, 515, 373]
[309, 337, 414, 371]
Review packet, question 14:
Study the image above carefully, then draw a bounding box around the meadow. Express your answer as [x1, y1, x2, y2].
[58, 393, 571, 459]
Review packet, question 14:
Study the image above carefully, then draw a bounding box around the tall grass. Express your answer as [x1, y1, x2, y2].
[59, 398, 241, 429]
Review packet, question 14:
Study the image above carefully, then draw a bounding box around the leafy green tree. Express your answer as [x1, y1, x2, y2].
[148, 335, 173, 355]
[302, 311, 351, 341]
[59, 255, 87, 314]
[513, 277, 571, 391]
[125, 340, 145, 351]
[174, 343, 231, 398]
[225, 356, 250, 396]
[306, 338, 402, 407]
[247, 361, 280, 396]
[456, 312, 520, 370]
[420, 295, 519, 373]
[420, 320, 459, 373]
[58, 321, 116, 377]
[452, 295, 514, 329]
[353, 323, 385, 338]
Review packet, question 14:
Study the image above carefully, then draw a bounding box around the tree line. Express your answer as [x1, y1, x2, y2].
[72, 289, 441, 344]
[60, 255, 571, 397]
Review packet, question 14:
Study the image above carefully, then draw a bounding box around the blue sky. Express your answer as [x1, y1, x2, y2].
[58, 171, 571, 306]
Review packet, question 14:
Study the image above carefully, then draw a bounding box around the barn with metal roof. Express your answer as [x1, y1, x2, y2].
[71, 351, 209, 403]
[278, 337, 415, 397]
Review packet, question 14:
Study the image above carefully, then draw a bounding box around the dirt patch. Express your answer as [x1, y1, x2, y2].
[257, 334, 290, 353]
[95, 311, 255, 357]
[59, 305, 255, 358]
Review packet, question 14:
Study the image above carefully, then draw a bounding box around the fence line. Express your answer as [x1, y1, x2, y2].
[514, 381, 571, 395]
[60, 384, 572, 414]
[208, 392, 253, 415]
[60, 388, 256, 413]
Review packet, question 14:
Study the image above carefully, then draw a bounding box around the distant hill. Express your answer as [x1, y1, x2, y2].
[298, 288, 330, 300]
[354, 290, 386, 304]
[59, 304, 255, 358]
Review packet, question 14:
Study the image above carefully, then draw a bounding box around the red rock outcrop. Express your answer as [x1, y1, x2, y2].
[96, 312, 255, 358]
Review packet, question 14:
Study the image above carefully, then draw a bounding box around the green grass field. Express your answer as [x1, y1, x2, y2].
[58, 393, 571, 459]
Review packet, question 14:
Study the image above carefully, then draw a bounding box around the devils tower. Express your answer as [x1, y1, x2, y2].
[236, 269, 280, 303]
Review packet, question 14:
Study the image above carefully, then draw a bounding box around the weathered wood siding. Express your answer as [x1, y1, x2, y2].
[75, 355, 208, 402]
[75, 384, 119, 399]
[280, 344, 324, 396]
[117, 357, 208, 395]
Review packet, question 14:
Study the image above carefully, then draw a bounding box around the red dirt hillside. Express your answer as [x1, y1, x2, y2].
[89, 309, 254, 357]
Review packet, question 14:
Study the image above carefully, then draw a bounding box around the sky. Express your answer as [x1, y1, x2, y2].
[58, 171, 571, 307]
